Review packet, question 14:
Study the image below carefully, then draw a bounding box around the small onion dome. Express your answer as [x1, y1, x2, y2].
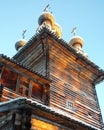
[69, 36, 84, 50]
[38, 12, 55, 28]
[53, 23, 62, 38]
[15, 39, 27, 51]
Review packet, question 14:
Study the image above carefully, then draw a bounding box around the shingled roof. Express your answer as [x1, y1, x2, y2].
[13, 26, 104, 85]
[0, 97, 101, 130]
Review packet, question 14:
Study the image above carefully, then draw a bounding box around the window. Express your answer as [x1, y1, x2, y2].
[66, 100, 74, 109]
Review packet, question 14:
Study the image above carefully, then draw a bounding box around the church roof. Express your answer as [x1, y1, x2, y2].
[13, 26, 104, 85]
[0, 97, 101, 130]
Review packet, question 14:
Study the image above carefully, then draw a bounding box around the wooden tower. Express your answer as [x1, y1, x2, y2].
[0, 7, 104, 130]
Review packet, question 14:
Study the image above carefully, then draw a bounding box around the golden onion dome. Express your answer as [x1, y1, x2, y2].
[15, 39, 27, 51]
[38, 12, 55, 27]
[69, 36, 84, 50]
[53, 23, 62, 38]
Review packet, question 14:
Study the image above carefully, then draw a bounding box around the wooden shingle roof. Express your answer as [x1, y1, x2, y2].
[0, 97, 101, 130]
[13, 26, 104, 85]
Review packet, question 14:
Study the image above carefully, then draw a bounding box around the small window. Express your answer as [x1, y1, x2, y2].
[87, 112, 93, 118]
[66, 100, 74, 109]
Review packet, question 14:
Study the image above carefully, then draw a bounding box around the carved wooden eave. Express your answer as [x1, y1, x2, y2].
[13, 26, 104, 85]
[0, 97, 100, 130]
[0, 54, 51, 85]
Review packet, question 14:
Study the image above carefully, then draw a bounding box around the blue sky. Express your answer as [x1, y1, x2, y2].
[0, 0, 104, 121]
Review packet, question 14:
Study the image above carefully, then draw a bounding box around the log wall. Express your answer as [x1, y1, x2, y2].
[48, 40, 102, 129]
[12, 34, 102, 129]
[15, 41, 47, 76]
[31, 117, 86, 130]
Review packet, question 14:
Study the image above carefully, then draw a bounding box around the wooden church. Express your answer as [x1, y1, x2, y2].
[0, 6, 104, 130]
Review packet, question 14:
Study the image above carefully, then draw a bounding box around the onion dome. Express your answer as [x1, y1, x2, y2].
[38, 12, 55, 29]
[69, 36, 88, 58]
[69, 36, 84, 50]
[53, 23, 62, 38]
[37, 5, 63, 38]
[15, 39, 27, 51]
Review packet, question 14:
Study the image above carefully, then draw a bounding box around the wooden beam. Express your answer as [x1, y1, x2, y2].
[16, 75, 20, 93]
[28, 80, 32, 98]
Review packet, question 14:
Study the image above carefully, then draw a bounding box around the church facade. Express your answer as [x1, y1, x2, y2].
[0, 7, 104, 130]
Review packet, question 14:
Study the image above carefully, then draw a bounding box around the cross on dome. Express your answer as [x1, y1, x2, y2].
[44, 4, 50, 12]
[22, 29, 27, 39]
[71, 27, 77, 36]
